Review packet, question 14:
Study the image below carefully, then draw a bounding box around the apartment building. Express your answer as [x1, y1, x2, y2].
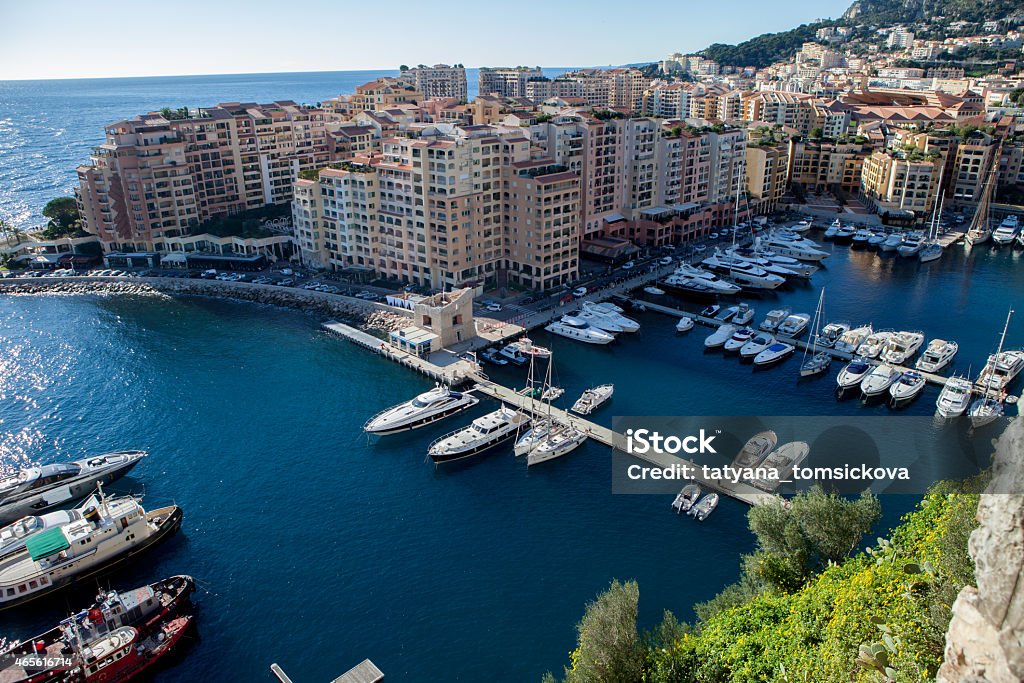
[642, 82, 692, 118]
[323, 78, 423, 117]
[743, 91, 817, 134]
[746, 143, 790, 214]
[77, 101, 337, 252]
[551, 68, 647, 111]
[787, 138, 872, 193]
[410, 64, 468, 101]
[861, 150, 942, 217]
[478, 67, 543, 97]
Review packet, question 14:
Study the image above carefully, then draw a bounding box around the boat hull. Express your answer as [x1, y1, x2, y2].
[429, 430, 521, 463]
[364, 398, 479, 435]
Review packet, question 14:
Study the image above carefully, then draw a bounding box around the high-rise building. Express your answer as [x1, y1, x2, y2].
[478, 67, 543, 97]
[410, 64, 468, 101]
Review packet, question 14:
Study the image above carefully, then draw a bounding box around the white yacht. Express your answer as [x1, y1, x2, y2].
[705, 324, 738, 349]
[750, 441, 810, 491]
[879, 331, 925, 365]
[688, 493, 719, 521]
[976, 350, 1024, 393]
[890, 371, 926, 407]
[851, 229, 873, 248]
[867, 232, 888, 248]
[880, 233, 904, 252]
[739, 332, 775, 360]
[673, 264, 743, 294]
[570, 308, 628, 333]
[818, 322, 850, 348]
[428, 406, 530, 463]
[527, 426, 587, 466]
[759, 308, 790, 333]
[834, 325, 873, 354]
[514, 419, 564, 457]
[896, 232, 924, 257]
[732, 430, 777, 468]
[777, 313, 811, 338]
[671, 484, 701, 514]
[701, 254, 786, 290]
[660, 274, 723, 301]
[723, 251, 800, 278]
[824, 219, 842, 240]
[0, 451, 145, 524]
[0, 491, 181, 610]
[762, 235, 829, 261]
[991, 216, 1018, 246]
[676, 316, 694, 333]
[860, 364, 900, 400]
[723, 328, 755, 353]
[753, 342, 795, 367]
[968, 396, 1004, 427]
[856, 331, 893, 359]
[936, 376, 974, 418]
[836, 358, 873, 393]
[0, 509, 77, 560]
[571, 384, 614, 415]
[918, 242, 943, 263]
[363, 385, 479, 435]
[728, 246, 818, 277]
[581, 301, 640, 332]
[732, 303, 755, 326]
[498, 343, 530, 365]
[916, 339, 959, 373]
[544, 316, 616, 345]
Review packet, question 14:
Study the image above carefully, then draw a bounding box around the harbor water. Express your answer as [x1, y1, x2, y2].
[0, 243, 1021, 681]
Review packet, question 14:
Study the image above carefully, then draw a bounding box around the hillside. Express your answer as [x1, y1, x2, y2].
[702, 22, 833, 69]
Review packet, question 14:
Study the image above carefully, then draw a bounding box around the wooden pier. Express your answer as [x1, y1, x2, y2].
[271, 659, 384, 683]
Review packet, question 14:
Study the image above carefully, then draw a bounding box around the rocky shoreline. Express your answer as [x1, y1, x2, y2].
[0, 277, 413, 333]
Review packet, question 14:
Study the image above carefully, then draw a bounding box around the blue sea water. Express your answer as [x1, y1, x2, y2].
[0, 244, 1021, 681]
[0, 68, 570, 230]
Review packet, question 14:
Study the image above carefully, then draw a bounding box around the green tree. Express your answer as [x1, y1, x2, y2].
[561, 580, 645, 683]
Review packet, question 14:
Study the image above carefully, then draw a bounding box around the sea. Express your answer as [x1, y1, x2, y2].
[0, 68, 570, 230]
[1, 72, 1023, 682]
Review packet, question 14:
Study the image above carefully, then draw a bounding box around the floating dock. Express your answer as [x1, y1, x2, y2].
[271, 659, 384, 683]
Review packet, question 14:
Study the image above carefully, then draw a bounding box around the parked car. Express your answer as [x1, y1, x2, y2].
[278, 278, 295, 286]
[659, 256, 673, 265]
[621, 261, 635, 270]
[572, 286, 588, 297]
[486, 302, 502, 312]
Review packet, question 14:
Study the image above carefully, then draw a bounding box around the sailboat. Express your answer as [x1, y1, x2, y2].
[919, 181, 945, 263]
[514, 347, 564, 456]
[968, 308, 1013, 428]
[965, 148, 999, 247]
[524, 350, 588, 466]
[800, 288, 832, 377]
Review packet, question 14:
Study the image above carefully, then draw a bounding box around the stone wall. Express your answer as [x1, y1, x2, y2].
[938, 417, 1024, 683]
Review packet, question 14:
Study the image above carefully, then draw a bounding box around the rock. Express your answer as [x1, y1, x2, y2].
[938, 418, 1024, 683]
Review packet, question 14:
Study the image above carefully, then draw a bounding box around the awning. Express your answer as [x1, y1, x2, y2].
[603, 213, 626, 223]
[25, 527, 69, 561]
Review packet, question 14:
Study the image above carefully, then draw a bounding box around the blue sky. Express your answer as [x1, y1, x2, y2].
[1, 0, 852, 80]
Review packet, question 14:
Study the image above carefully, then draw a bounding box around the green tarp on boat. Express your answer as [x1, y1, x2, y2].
[25, 527, 69, 561]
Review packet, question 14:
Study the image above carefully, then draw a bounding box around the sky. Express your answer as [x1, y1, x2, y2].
[0, 0, 852, 81]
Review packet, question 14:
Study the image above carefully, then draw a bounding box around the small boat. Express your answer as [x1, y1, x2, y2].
[643, 286, 665, 295]
[818, 322, 850, 349]
[541, 386, 565, 401]
[363, 384, 479, 435]
[705, 324, 737, 349]
[671, 484, 701, 514]
[753, 342, 795, 367]
[890, 371, 926, 407]
[861, 364, 900, 401]
[428, 406, 530, 463]
[831, 226, 855, 245]
[834, 325, 873, 354]
[777, 313, 811, 338]
[936, 375, 973, 418]
[571, 384, 614, 415]
[836, 357, 872, 393]
[499, 342, 530, 365]
[856, 331, 893, 359]
[479, 348, 508, 366]
[790, 220, 812, 233]
[732, 303, 755, 326]
[851, 229, 873, 248]
[508, 336, 552, 358]
[896, 232, 924, 257]
[739, 332, 775, 360]
[880, 233, 904, 252]
[688, 493, 719, 521]
[527, 426, 587, 466]
[879, 331, 925, 365]
[919, 242, 943, 263]
[77, 614, 194, 682]
[867, 232, 887, 248]
[675, 317, 694, 333]
[759, 308, 790, 332]
[700, 304, 721, 318]
[824, 219, 842, 240]
[968, 395, 1003, 427]
[732, 430, 778, 468]
[723, 328, 755, 353]
[916, 339, 958, 373]
[544, 316, 616, 345]
[750, 441, 810, 491]
[514, 419, 563, 456]
[992, 216, 1020, 246]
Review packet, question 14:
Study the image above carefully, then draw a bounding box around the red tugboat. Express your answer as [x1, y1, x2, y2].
[76, 614, 193, 683]
[0, 576, 194, 683]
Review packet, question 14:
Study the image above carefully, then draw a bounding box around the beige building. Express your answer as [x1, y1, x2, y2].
[746, 143, 790, 214]
[787, 138, 872, 193]
[479, 67, 543, 97]
[861, 150, 943, 218]
[410, 64, 468, 101]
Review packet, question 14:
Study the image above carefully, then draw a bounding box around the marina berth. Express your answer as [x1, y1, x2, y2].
[936, 376, 974, 418]
[879, 331, 925, 365]
[860, 364, 901, 401]
[571, 385, 614, 416]
[544, 316, 616, 345]
[704, 324, 737, 349]
[749, 441, 810, 491]
[834, 325, 872, 354]
[0, 451, 145, 525]
[739, 332, 775, 360]
[427, 406, 529, 463]
[753, 341, 795, 367]
[363, 384, 479, 435]
[889, 371, 926, 407]
[0, 490, 182, 610]
[916, 339, 958, 373]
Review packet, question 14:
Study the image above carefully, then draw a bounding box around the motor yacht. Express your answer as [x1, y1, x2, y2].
[527, 426, 587, 466]
[915, 339, 958, 373]
[643, 286, 665, 295]
[856, 331, 893, 359]
[723, 328, 755, 353]
[688, 493, 719, 521]
[759, 308, 790, 332]
[364, 385, 480, 435]
[831, 225, 855, 245]
[777, 313, 811, 338]
[479, 348, 508, 365]
[851, 229, 873, 248]
[671, 484, 701, 514]
[790, 220, 812, 233]
[750, 441, 810, 491]
[880, 233, 904, 252]
[739, 332, 775, 360]
[992, 216, 1019, 245]
[818, 322, 850, 348]
[0, 490, 181, 610]
[867, 232, 888, 249]
[498, 342, 530, 365]
[824, 219, 842, 240]
[732, 430, 777, 468]
[732, 303, 755, 326]
[836, 358, 872, 393]
[569, 308, 627, 333]
[723, 251, 801, 278]
[676, 316, 694, 333]
[571, 384, 614, 415]
[834, 325, 872, 354]
[976, 350, 1024, 393]
[890, 371, 926, 407]
[0, 508, 78, 559]
[728, 246, 818, 277]
[701, 254, 786, 290]
[936, 376, 973, 418]
[0, 451, 145, 524]
[897, 232, 924, 257]
[705, 324, 738, 349]
[879, 331, 925, 365]
[753, 342, 795, 367]
[428, 406, 530, 463]
[544, 316, 616, 344]
[582, 301, 640, 332]
[660, 275, 722, 301]
[674, 264, 743, 294]
[860, 364, 900, 401]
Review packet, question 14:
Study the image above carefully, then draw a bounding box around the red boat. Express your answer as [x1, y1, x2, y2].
[79, 614, 192, 682]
